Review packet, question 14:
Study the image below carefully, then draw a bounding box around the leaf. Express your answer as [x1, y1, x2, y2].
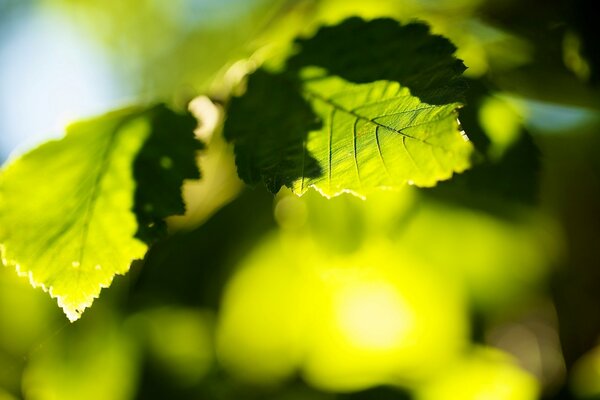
[22, 314, 140, 400]
[293, 70, 473, 197]
[224, 18, 474, 197]
[0, 105, 201, 321]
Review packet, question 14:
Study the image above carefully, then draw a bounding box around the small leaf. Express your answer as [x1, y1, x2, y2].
[0, 105, 200, 321]
[224, 18, 474, 197]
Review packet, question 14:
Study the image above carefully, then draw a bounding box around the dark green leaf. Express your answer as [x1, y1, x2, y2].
[287, 17, 468, 105]
[133, 104, 203, 244]
[224, 70, 322, 193]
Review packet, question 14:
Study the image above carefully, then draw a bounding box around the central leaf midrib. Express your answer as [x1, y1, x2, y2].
[302, 86, 454, 152]
[76, 116, 137, 269]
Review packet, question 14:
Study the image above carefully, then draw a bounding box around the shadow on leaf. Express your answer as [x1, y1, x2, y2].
[223, 70, 322, 193]
[134, 104, 203, 244]
[287, 17, 467, 105]
[224, 18, 471, 195]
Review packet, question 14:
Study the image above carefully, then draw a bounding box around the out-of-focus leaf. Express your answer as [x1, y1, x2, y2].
[224, 18, 474, 197]
[216, 233, 469, 390]
[129, 307, 214, 387]
[426, 131, 541, 212]
[21, 313, 140, 400]
[416, 347, 540, 400]
[0, 105, 200, 321]
[0, 269, 58, 357]
[570, 345, 600, 398]
[396, 198, 555, 310]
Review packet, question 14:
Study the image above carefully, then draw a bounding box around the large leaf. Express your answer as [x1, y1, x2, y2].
[0, 105, 200, 321]
[224, 18, 474, 197]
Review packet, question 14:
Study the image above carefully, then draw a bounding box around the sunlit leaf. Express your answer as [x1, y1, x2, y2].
[216, 233, 468, 390]
[416, 347, 540, 400]
[294, 72, 473, 197]
[0, 105, 200, 321]
[224, 18, 474, 197]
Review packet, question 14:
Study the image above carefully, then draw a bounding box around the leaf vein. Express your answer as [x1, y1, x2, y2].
[77, 119, 129, 269]
[375, 126, 391, 178]
[305, 88, 456, 153]
[328, 107, 336, 193]
[352, 117, 361, 187]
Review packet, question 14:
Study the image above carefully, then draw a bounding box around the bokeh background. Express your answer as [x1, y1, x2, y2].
[1, 0, 599, 399]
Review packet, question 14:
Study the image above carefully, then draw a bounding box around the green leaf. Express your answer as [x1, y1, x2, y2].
[0, 105, 200, 321]
[293, 70, 473, 197]
[22, 314, 140, 400]
[224, 18, 474, 197]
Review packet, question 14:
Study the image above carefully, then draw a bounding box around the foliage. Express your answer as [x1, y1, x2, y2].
[0, 0, 599, 399]
[225, 18, 474, 196]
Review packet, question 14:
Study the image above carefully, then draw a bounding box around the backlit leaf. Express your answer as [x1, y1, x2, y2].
[0, 105, 200, 321]
[292, 70, 473, 197]
[224, 18, 474, 197]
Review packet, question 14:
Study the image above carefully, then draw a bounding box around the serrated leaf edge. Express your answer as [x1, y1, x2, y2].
[1, 243, 143, 322]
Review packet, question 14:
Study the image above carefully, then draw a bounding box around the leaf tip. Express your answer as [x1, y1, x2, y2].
[55, 292, 89, 322]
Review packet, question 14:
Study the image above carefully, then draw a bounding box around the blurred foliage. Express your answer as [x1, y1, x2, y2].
[22, 312, 140, 400]
[570, 345, 600, 399]
[1, 0, 600, 399]
[216, 232, 469, 391]
[415, 347, 540, 400]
